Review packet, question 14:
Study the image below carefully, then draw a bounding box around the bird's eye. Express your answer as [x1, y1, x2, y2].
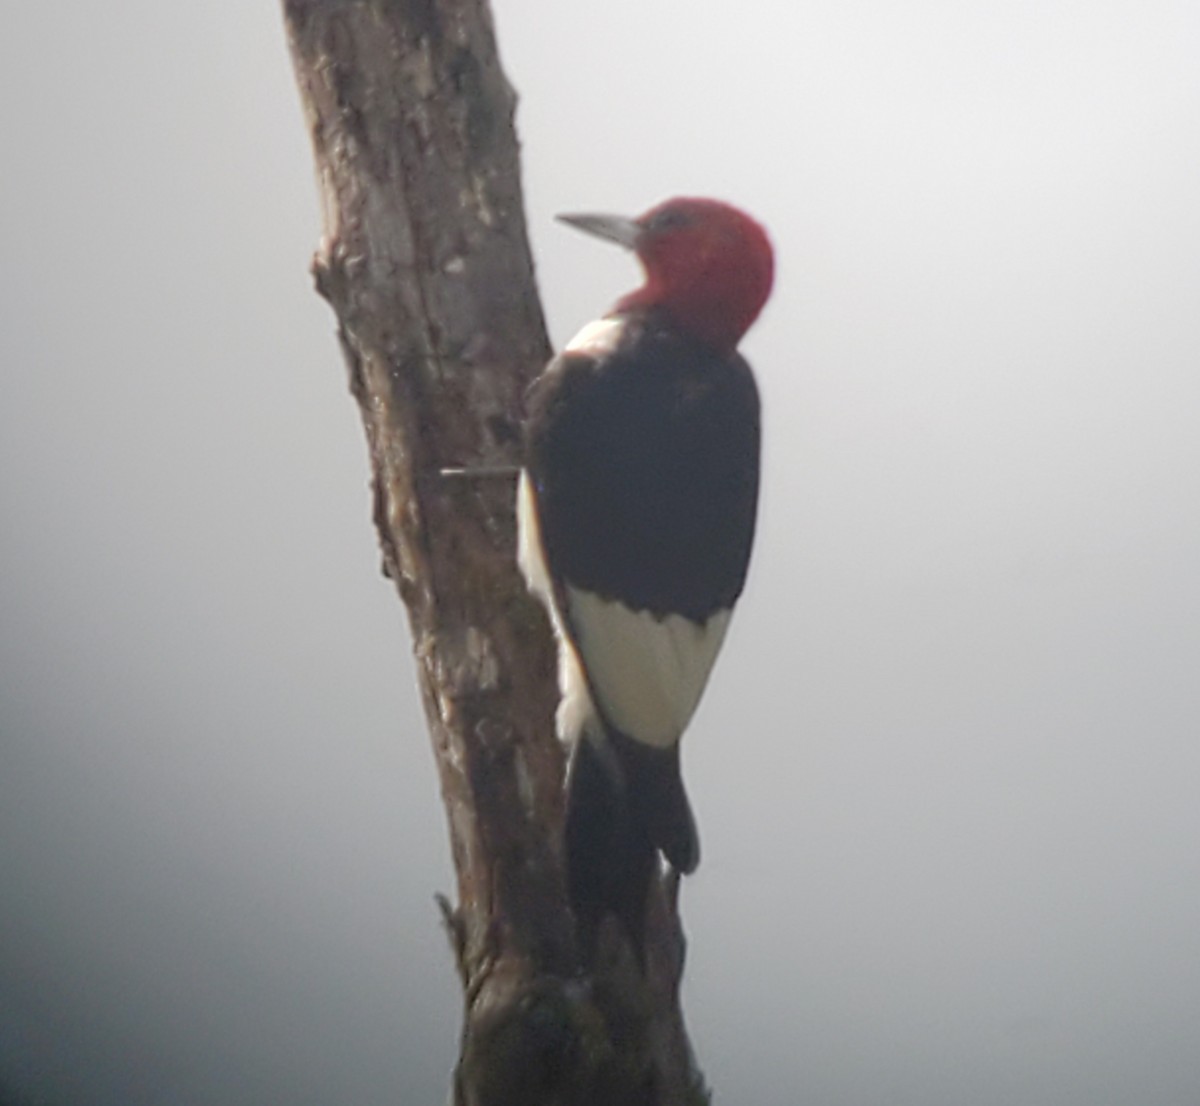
[647, 208, 692, 233]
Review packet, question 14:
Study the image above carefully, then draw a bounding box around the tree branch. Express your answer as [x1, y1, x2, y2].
[282, 2, 705, 1101]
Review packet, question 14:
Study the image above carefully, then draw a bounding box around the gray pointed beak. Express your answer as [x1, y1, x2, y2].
[555, 212, 641, 249]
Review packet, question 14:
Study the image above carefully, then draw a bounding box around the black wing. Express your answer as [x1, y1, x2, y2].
[524, 314, 760, 623]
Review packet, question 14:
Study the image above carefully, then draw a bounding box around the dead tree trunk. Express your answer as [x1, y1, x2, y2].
[282, 2, 707, 1102]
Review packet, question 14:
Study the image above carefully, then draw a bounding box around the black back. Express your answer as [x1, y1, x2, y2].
[524, 311, 760, 623]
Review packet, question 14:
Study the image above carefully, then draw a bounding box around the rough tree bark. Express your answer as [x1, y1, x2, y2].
[282, 2, 707, 1102]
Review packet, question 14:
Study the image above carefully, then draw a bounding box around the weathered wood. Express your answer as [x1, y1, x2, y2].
[282, 2, 705, 1101]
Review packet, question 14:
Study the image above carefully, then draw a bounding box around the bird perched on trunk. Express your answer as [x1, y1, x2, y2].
[518, 196, 773, 959]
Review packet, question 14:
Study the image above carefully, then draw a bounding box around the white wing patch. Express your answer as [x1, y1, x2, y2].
[519, 466, 734, 750]
[565, 587, 732, 749]
[517, 470, 600, 744]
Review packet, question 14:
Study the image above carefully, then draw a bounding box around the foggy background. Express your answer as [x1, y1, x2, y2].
[3, 1, 1199, 1103]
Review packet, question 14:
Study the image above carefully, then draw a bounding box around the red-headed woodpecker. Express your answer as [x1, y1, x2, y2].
[518, 197, 773, 956]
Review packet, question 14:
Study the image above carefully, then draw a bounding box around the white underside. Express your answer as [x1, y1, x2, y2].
[517, 470, 600, 743]
[517, 469, 731, 749]
[563, 315, 625, 357]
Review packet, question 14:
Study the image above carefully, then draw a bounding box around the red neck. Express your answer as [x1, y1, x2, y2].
[619, 199, 774, 354]
[619, 258, 771, 354]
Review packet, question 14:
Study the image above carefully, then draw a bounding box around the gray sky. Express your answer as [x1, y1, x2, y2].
[3, 1, 1199, 1104]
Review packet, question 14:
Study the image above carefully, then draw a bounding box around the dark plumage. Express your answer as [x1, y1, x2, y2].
[518, 197, 773, 961]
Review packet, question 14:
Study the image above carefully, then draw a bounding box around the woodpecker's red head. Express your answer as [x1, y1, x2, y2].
[557, 197, 774, 354]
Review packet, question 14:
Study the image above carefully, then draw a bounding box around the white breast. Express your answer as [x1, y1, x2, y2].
[516, 469, 600, 745]
[563, 316, 625, 357]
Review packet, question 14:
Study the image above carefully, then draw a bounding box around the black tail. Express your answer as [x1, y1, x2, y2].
[564, 730, 699, 961]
